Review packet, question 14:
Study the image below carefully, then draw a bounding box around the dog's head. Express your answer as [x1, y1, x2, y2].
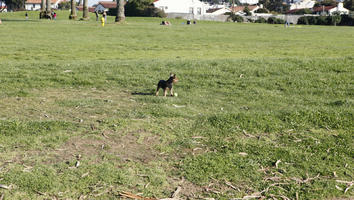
[170, 73, 179, 83]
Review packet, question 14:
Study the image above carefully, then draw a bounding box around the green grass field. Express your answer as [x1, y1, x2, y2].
[0, 11, 353, 199]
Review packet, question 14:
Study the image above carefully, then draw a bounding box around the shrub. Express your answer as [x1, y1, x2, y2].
[297, 15, 354, 26]
[297, 16, 309, 25]
[339, 14, 354, 25]
[316, 16, 329, 25]
[255, 8, 269, 13]
[292, 8, 312, 15]
[267, 17, 285, 24]
[243, 6, 252, 16]
[255, 17, 267, 23]
[227, 13, 244, 22]
[58, 1, 71, 10]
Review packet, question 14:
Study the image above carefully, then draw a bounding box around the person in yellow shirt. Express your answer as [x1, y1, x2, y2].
[101, 16, 105, 27]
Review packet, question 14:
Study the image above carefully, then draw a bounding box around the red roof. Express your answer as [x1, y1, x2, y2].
[286, 8, 302, 14]
[206, 8, 222, 13]
[98, 1, 116, 8]
[312, 5, 336, 12]
[231, 5, 258, 12]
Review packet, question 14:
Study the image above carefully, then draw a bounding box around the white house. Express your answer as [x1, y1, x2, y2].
[0, 1, 6, 12]
[290, 0, 315, 10]
[25, 0, 64, 10]
[94, 1, 116, 13]
[154, 0, 209, 15]
[312, 2, 349, 15]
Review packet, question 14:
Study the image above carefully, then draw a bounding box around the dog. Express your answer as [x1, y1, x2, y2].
[156, 73, 178, 97]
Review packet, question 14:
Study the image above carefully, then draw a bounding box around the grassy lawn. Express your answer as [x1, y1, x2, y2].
[0, 11, 353, 199]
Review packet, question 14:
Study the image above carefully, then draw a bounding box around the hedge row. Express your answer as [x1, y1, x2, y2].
[297, 15, 354, 26]
[255, 17, 285, 24]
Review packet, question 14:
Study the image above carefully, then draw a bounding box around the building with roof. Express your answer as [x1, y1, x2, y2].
[94, 1, 116, 13]
[230, 5, 259, 15]
[154, 0, 209, 15]
[205, 7, 230, 15]
[289, 0, 315, 10]
[312, 2, 349, 15]
[25, 0, 65, 10]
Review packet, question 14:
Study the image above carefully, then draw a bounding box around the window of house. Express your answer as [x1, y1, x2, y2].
[197, 7, 201, 15]
[165, 6, 168, 10]
[189, 7, 194, 14]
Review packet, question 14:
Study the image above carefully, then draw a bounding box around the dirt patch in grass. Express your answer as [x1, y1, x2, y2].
[0, 88, 135, 122]
[53, 128, 162, 165]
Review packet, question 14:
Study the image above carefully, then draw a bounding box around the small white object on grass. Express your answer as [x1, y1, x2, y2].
[174, 93, 178, 97]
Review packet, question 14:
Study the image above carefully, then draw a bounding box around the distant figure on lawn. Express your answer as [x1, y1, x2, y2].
[0, 19, 2, 24]
[187, 19, 191, 25]
[25, 12, 28, 20]
[53, 12, 57, 20]
[101, 15, 105, 27]
[160, 21, 171, 25]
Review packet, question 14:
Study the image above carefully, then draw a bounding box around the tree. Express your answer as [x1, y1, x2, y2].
[69, 0, 77, 19]
[46, 0, 51, 17]
[243, 6, 251, 15]
[259, 0, 290, 13]
[344, 0, 354, 11]
[82, 0, 89, 20]
[115, 0, 126, 23]
[41, 0, 45, 12]
[4, 0, 25, 11]
[314, 0, 337, 7]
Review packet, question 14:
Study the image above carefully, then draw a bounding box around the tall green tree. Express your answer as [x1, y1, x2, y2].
[41, 0, 45, 12]
[46, 0, 51, 17]
[82, 0, 89, 20]
[259, 0, 289, 13]
[4, 0, 25, 11]
[314, 0, 337, 7]
[115, 0, 126, 22]
[344, 0, 354, 11]
[69, 0, 77, 19]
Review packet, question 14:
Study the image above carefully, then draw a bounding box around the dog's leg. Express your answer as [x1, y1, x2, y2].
[163, 89, 167, 97]
[170, 87, 174, 96]
[155, 86, 160, 96]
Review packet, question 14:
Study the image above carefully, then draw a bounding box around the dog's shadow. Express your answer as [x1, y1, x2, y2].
[131, 91, 154, 96]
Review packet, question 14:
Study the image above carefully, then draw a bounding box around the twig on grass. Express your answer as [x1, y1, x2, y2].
[171, 186, 182, 198]
[0, 184, 9, 190]
[291, 174, 320, 184]
[225, 180, 240, 192]
[34, 190, 46, 196]
[275, 160, 281, 169]
[102, 131, 109, 139]
[119, 191, 157, 200]
[344, 184, 353, 193]
[79, 194, 87, 200]
[0, 193, 4, 200]
[336, 180, 353, 193]
[81, 172, 89, 178]
[94, 186, 113, 197]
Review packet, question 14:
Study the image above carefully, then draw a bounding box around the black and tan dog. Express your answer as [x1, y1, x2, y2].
[156, 73, 179, 97]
